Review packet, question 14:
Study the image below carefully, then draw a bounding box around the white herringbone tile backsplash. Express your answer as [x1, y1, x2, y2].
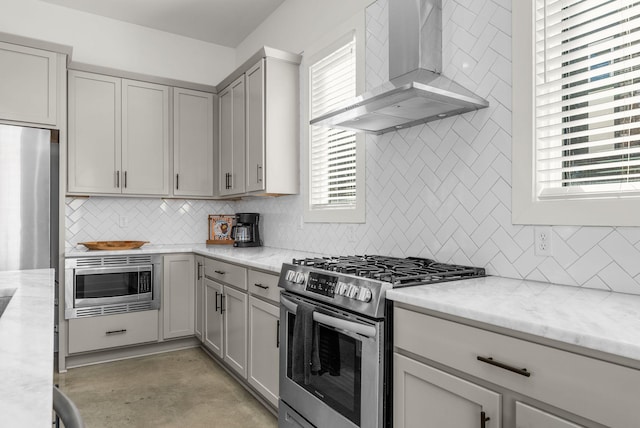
[66, 0, 640, 295]
[234, 0, 640, 295]
[65, 197, 235, 249]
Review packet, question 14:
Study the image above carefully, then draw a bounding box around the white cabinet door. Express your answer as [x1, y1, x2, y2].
[162, 254, 195, 339]
[394, 352, 501, 428]
[0, 42, 57, 125]
[68, 71, 122, 194]
[516, 402, 584, 428]
[245, 59, 265, 193]
[173, 88, 214, 197]
[121, 79, 169, 195]
[204, 277, 224, 358]
[194, 256, 204, 341]
[218, 76, 245, 196]
[248, 296, 279, 407]
[224, 285, 248, 378]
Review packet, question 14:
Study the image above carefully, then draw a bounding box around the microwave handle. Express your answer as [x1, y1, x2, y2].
[281, 296, 377, 338]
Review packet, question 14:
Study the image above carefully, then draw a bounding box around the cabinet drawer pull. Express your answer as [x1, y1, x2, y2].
[480, 411, 490, 428]
[106, 329, 127, 335]
[214, 270, 225, 275]
[253, 283, 269, 290]
[477, 356, 531, 377]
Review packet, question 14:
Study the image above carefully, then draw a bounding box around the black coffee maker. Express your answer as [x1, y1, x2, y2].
[230, 213, 262, 247]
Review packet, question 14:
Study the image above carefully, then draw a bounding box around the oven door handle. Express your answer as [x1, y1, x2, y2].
[281, 297, 377, 338]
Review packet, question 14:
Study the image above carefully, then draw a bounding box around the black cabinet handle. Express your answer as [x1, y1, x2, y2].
[176, 173, 179, 190]
[480, 411, 490, 428]
[477, 356, 531, 377]
[124, 171, 127, 188]
[220, 295, 226, 313]
[214, 270, 226, 275]
[106, 329, 126, 335]
[276, 320, 280, 348]
[197, 262, 203, 279]
[215, 291, 221, 312]
[253, 283, 269, 290]
[115, 170, 120, 188]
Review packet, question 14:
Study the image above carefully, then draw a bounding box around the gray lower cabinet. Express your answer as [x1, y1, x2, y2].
[199, 258, 280, 408]
[68, 310, 159, 354]
[515, 402, 583, 428]
[248, 295, 280, 407]
[394, 352, 501, 428]
[203, 276, 224, 357]
[394, 305, 640, 428]
[194, 256, 205, 341]
[223, 285, 248, 378]
[162, 254, 195, 339]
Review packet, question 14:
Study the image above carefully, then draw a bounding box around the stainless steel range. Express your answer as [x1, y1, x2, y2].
[277, 255, 485, 428]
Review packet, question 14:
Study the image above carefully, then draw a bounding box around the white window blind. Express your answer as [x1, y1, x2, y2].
[309, 38, 357, 208]
[536, 0, 640, 199]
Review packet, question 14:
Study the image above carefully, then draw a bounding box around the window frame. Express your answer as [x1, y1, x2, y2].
[512, 0, 640, 226]
[302, 16, 365, 224]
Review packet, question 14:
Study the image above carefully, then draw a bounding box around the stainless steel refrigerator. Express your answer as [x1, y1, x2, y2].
[0, 123, 58, 273]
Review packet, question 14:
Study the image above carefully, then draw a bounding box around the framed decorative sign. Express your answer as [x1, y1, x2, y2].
[207, 214, 234, 245]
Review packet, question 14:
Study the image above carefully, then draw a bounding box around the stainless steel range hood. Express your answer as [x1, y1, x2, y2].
[310, 0, 489, 135]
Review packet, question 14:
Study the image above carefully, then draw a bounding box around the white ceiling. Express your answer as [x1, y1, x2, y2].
[39, 0, 286, 47]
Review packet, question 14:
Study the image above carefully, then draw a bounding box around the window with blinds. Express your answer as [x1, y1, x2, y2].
[309, 38, 357, 208]
[536, 0, 640, 199]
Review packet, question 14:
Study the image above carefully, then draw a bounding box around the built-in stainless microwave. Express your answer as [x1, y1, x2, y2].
[65, 255, 161, 318]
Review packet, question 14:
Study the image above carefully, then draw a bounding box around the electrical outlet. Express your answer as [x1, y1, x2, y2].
[534, 226, 552, 256]
[119, 215, 128, 228]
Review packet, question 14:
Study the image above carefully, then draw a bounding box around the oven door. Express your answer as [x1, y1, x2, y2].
[74, 265, 152, 307]
[279, 292, 384, 428]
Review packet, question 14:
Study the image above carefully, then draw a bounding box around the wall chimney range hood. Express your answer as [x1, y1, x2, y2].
[310, 0, 489, 135]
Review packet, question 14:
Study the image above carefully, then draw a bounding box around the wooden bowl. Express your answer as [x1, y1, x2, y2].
[79, 241, 149, 250]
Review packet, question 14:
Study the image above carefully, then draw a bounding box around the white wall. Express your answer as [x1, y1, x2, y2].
[235, 0, 372, 64]
[0, 0, 235, 85]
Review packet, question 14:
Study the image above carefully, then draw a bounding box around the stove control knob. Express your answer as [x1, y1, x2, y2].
[335, 282, 348, 296]
[347, 284, 360, 299]
[294, 272, 305, 284]
[286, 270, 296, 282]
[357, 287, 372, 302]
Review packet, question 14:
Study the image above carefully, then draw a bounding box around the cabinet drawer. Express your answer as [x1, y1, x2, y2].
[394, 307, 640, 428]
[204, 258, 247, 290]
[68, 310, 159, 354]
[247, 270, 280, 303]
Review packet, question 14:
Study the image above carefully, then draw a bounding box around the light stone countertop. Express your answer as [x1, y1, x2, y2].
[66, 245, 640, 364]
[387, 276, 640, 363]
[66, 244, 328, 274]
[0, 269, 55, 427]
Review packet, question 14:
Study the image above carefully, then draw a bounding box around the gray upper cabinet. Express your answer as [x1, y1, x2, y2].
[218, 75, 246, 196]
[68, 70, 170, 196]
[173, 88, 215, 197]
[68, 71, 122, 194]
[217, 48, 301, 198]
[0, 42, 58, 126]
[122, 79, 170, 195]
[245, 56, 300, 195]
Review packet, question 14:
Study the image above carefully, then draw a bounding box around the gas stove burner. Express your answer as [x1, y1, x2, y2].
[292, 255, 485, 286]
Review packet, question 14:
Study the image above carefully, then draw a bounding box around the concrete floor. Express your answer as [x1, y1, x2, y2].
[55, 348, 278, 427]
